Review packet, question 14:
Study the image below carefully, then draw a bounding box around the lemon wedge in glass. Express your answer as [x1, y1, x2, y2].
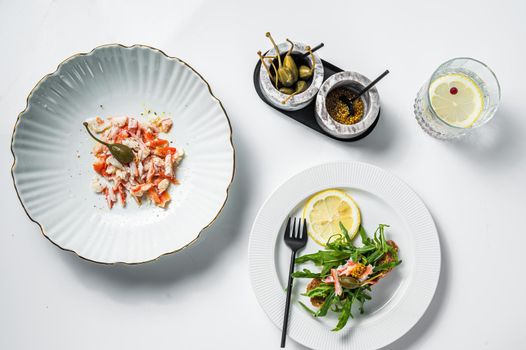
[429, 73, 484, 128]
[302, 189, 361, 246]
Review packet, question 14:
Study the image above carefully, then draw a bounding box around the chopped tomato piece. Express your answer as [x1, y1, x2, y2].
[158, 191, 171, 208]
[149, 139, 169, 148]
[155, 147, 177, 157]
[93, 161, 106, 174]
[115, 129, 129, 142]
[143, 131, 155, 142]
[147, 188, 161, 205]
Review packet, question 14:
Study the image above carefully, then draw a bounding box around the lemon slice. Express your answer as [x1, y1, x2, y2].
[429, 73, 484, 128]
[302, 189, 361, 246]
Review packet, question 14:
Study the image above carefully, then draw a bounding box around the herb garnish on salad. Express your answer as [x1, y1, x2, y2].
[292, 223, 401, 331]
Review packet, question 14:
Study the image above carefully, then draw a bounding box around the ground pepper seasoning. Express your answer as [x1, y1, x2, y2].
[325, 87, 365, 125]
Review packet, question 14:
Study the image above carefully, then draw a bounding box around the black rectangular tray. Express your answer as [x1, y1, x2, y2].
[253, 59, 379, 142]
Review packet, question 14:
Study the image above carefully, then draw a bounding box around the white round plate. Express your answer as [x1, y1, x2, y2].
[11, 44, 235, 264]
[248, 162, 440, 350]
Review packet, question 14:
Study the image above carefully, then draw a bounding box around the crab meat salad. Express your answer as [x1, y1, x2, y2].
[292, 223, 401, 331]
[85, 115, 184, 209]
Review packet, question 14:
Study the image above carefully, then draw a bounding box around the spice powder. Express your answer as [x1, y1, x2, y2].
[326, 87, 365, 125]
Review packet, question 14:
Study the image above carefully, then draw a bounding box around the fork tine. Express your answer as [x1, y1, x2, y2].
[301, 218, 308, 242]
[296, 218, 301, 238]
[284, 217, 291, 241]
[285, 217, 309, 243]
[292, 218, 300, 239]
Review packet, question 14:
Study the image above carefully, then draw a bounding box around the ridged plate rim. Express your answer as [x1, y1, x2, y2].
[10, 43, 235, 265]
[248, 161, 441, 350]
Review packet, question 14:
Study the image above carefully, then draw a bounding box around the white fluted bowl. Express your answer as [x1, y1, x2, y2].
[11, 44, 235, 264]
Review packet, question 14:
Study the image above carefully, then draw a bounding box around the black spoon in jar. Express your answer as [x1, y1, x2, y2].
[300, 43, 324, 58]
[339, 70, 390, 116]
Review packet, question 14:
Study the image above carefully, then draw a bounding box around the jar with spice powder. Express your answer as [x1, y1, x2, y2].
[315, 71, 380, 140]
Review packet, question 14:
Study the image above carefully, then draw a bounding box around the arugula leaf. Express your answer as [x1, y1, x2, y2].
[349, 291, 357, 319]
[373, 226, 379, 244]
[331, 304, 342, 313]
[386, 244, 399, 261]
[291, 268, 320, 278]
[296, 250, 350, 265]
[354, 246, 376, 253]
[316, 291, 335, 317]
[339, 222, 352, 243]
[304, 284, 333, 298]
[358, 225, 370, 244]
[295, 250, 350, 265]
[366, 248, 386, 264]
[326, 234, 344, 246]
[373, 260, 402, 273]
[320, 261, 341, 276]
[361, 290, 372, 300]
[356, 292, 366, 314]
[299, 301, 317, 316]
[294, 252, 321, 264]
[379, 224, 389, 253]
[332, 296, 353, 331]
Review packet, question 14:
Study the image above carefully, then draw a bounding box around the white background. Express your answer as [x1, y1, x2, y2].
[1, 0, 525, 349]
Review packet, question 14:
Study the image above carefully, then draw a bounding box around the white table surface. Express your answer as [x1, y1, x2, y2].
[1, 1, 525, 349]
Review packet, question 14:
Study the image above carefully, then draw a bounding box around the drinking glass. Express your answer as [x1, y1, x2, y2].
[414, 57, 501, 139]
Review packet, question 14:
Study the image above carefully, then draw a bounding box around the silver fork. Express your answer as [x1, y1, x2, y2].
[281, 217, 308, 348]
